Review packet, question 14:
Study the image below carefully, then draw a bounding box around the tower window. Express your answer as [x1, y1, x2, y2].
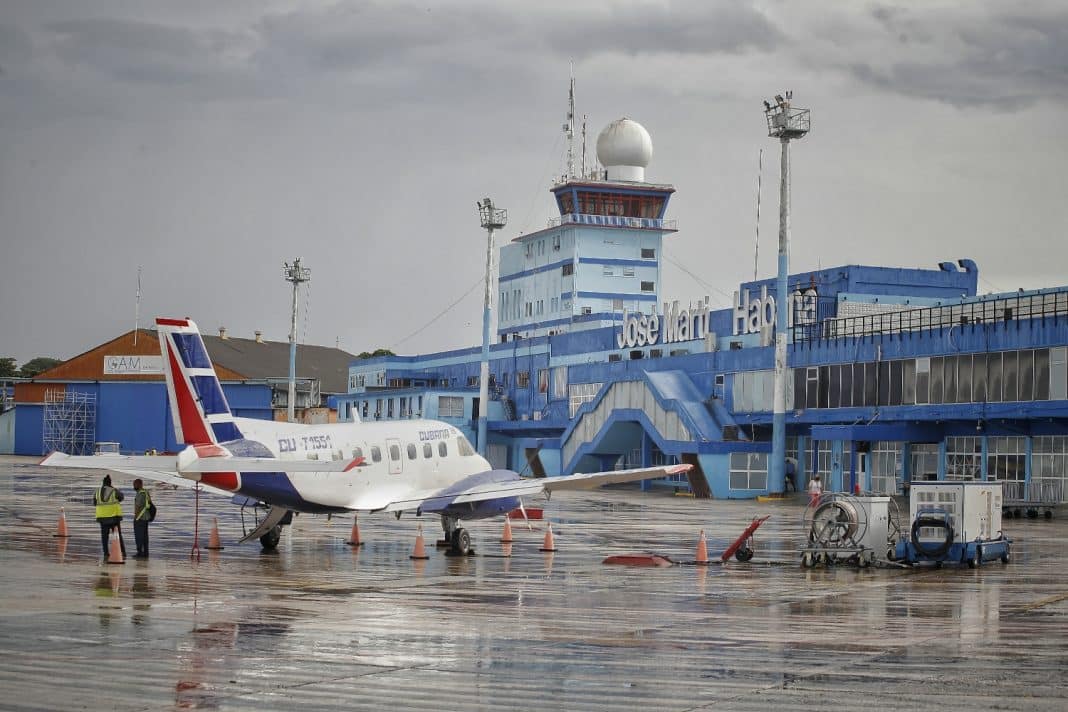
[562, 263, 574, 276]
[640, 281, 655, 292]
[641, 248, 656, 259]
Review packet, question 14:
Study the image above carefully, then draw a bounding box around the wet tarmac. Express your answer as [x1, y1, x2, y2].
[1, 455, 1067, 711]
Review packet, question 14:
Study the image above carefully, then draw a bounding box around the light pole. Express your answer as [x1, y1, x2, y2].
[764, 92, 809, 493]
[283, 258, 311, 423]
[477, 198, 507, 456]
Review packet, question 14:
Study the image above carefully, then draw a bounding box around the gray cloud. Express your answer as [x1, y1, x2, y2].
[844, 3, 1068, 110]
[0, 1, 1065, 364]
[44, 18, 257, 95]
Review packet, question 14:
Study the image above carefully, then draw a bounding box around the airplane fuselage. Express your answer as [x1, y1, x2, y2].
[197, 417, 518, 517]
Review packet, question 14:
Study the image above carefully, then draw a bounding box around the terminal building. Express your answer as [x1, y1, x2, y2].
[338, 118, 1068, 503]
[2, 327, 354, 456]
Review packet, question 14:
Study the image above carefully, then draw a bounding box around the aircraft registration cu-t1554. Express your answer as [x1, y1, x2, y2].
[43, 317, 692, 553]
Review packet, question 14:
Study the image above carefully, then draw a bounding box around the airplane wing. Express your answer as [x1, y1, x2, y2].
[365, 464, 693, 513]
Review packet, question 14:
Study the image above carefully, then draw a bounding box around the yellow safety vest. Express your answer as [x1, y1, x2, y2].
[94, 486, 122, 519]
[136, 490, 153, 521]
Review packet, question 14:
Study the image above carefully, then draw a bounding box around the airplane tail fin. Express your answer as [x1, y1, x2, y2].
[157, 317, 243, 446]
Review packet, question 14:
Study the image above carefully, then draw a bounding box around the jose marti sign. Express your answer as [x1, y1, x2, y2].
[615, 286, 818, 350]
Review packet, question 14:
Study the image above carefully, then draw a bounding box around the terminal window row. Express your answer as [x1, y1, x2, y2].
[791, 347, 1066, 410]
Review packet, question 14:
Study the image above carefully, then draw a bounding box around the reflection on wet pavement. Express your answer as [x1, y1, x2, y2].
[0, 458, 1066, 710]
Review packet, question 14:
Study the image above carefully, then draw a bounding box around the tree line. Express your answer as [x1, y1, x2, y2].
[0, 357, 64, 379]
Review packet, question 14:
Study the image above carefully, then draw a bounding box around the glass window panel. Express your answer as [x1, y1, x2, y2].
[794, 368, 807, 410]
[806, 368, 819, 409]
[851, 363, 864, 407]
[1035, 348, 1050, 400]
[818, 366, 830, 408]
[1004, 351, 1018, 401]
[729, 472, 749, 490]
[903, 359, 916, 405]
[890, 361, 903, 405]
[864, 362, 878, 406]
[1020, 350, 1035, 401]
[916, 358, 929, 405]
[878, 361, 890, 406]
[988, 352, 1003, 402]
[944, 355, 958, 404]
[957, 354, 972, 403]
[829, 365, 841, 408]
[930, 357, 944, 405]
[972, 353, 987, 403]
[840, 364, 853, 408]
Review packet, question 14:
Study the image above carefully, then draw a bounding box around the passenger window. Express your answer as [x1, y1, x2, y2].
[457, 437, 476, 457]
[370, 446, 382, 463]
[351, 447, 363, 460]
[423, 443, 433, 458]
[438, 441, 448, 457]
[407, 443, 417, 460]
[389, 444, 401, 461]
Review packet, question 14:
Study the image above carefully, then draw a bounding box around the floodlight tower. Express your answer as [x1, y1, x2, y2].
[477, 198, 507, 456]
[765, 92, 809, 494]
[283, 258, 311, 423]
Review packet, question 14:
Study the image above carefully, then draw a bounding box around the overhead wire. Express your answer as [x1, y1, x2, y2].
[515, 130, 565, 236]
[391, 275, 484, 351]
[662, 249, 734, 305]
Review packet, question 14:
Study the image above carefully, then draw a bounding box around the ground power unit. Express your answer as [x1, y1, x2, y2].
[895, 482, 1012, 567]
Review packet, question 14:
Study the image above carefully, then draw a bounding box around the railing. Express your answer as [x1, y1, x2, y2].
[1002, 479, 1065, 505]
[547, 213, 678, 231]
[794, 289, 1068, 343]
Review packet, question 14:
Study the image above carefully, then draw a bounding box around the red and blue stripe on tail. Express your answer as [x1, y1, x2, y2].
[157, 318, 243, 446]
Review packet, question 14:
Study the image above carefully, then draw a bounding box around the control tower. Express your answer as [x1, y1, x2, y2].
[497, 118, 677, 341]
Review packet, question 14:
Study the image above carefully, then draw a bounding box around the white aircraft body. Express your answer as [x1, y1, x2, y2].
[43, 317, 692, 552]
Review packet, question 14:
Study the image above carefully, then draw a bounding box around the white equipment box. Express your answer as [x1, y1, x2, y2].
[911, 482, 1003, 545]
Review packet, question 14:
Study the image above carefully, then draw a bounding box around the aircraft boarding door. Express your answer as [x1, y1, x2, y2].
[386, 438, 403, 475]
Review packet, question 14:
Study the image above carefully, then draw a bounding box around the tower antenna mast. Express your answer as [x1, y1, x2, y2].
[564, 61, 575, 179]
[283, 258, 311, 423]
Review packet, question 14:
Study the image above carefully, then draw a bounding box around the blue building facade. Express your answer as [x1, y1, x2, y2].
[339, 124, 1068, 501]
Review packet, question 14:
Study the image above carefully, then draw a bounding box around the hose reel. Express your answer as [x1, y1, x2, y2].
[806, 494, 869, 548]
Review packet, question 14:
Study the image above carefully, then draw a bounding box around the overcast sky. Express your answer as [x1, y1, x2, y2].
[1, 0, 1066, 365]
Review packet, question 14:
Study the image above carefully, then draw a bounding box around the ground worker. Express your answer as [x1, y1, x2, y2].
[807, 474, 823, 507]
[93, 474, 126, 559]
[132, 478, 152, 558]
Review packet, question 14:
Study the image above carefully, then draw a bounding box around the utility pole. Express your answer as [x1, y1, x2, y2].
[476, 198, 507, 456]
[764, 92, 810, 493]
[283, 258, 311, 423]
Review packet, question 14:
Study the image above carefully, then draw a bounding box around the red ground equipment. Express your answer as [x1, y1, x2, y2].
[720, 516, 770, 562]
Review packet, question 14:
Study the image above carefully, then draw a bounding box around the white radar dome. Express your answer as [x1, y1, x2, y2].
[596, 118, 653, 182]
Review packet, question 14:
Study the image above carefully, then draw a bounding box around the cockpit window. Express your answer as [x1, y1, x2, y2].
[457, 436, 476, 457]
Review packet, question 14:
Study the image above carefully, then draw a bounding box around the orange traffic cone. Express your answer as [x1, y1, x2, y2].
[410, 524, 429, 560]
[695, 529, 710, 565]
[53, 507, 70, 538]
[500, 517, 514, 543]
[346, 516, 363, 547]
[539, 522, 557, 552]
[206, 517, 224, 550]
[107, 526, 125, 565]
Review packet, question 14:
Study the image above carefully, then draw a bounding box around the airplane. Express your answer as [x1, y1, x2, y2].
[42, 317, 692, 553]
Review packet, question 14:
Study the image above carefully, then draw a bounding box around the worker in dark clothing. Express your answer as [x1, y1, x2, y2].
[132, 479, 152, 558]
[93, 474, 126, 559]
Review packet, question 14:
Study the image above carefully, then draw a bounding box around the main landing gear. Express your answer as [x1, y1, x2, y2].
[441, 516, 472, 556]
